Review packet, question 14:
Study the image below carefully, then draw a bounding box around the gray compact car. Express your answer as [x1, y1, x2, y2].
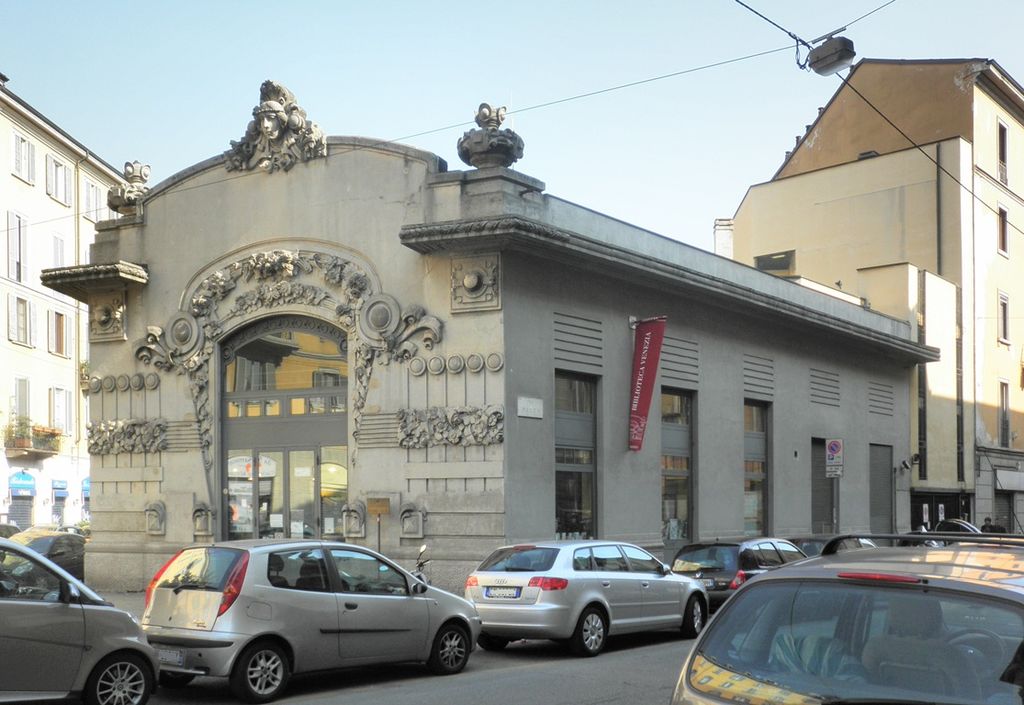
[0, 536, 157, 705]
[142, 539, 481, 703]
[671, 533, 1024, 705]
[464, 540, 708, 656]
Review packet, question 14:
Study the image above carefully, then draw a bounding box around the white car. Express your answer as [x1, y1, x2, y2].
[465, 539, 707, 656]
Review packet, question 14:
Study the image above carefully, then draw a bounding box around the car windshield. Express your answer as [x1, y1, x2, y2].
[155, 547, 244, 591]
[693, 580, 1024, 705]
[672, 545, 738, 573]
[11, 534, 56, 553]
[478, 546, 560, 572]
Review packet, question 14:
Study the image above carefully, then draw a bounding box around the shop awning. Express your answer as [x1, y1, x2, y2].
[9, 471, 35, 497]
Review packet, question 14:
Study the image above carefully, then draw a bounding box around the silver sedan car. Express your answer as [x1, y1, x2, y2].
[0, 536, 157, 705]
[142, 539, 481, 703]
[465, 540, 708, 656]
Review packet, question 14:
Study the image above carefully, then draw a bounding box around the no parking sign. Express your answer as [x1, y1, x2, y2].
[826, 438, 844, 466]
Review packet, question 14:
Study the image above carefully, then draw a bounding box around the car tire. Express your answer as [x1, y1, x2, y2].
[229, 640, 291, 703]
[427, 622, 471, 675]
[477, 633, 510, 652]
[569, 606, 607, 657]
[681, 593, 706, 638]
[84, 651, 154, 705]
[158, 671, 196, 688]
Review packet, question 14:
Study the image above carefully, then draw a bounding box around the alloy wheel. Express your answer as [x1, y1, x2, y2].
[246, 648, 285, 696]
[94, 659, 148, 705]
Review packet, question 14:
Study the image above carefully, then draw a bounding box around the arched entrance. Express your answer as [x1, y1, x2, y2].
[221, 316, 348, 540]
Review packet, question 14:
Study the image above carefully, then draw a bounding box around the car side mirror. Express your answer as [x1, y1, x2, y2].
[411, 581, 428, 595]
[660, 563, 672, 576]
[61, 581, 81, 604]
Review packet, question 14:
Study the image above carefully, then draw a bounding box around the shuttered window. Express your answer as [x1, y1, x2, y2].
[8, 295, 35, 347]
[7, 211, 27, 282]
[48, 310, 69, 356]
[50, 387, 72, 433]
[45, 154, 73, 206]
[11, 132, 35, 183]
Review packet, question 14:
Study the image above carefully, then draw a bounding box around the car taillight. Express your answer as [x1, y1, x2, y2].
[465, 575, 479, 588]
[218, 552, 250, 617]
[728, 570, 747, 590]
[145, 551, 182, 610]
[528, 576, 569, 590]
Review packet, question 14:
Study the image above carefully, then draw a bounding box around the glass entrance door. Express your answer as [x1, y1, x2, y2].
[227, 444, 348, 540]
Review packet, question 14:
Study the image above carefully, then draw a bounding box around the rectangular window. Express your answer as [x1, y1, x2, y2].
[1000, 381, 1011, 448]
[45, 154, 72, 206]
[48, 310, 69, 356]
[661, 390, 693, 543]
[1000, 292, 1011, 343]
[11, 132, 35, 183]
[999, 207, 1010, 254]
[50, 387, 72, 433]
[13, 376, 29, 418]
[8, 295, 35, 347]
[6, 211, 27, 282]
[555, 372, 596, 540]
[744, 401, 769, 536]
[52, 234, 65, 268]
[84, 180, 107, 221]
[999, 121, 1009, 185]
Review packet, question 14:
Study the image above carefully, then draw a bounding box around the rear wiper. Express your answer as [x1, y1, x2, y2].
[502, 567, 533, 572]
[172, 582, 215, 594]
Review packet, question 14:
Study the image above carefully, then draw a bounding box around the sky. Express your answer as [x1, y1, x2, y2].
[4, 0, 1024, 252]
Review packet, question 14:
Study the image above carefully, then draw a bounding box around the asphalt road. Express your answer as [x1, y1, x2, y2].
[149, 631, 695, 705]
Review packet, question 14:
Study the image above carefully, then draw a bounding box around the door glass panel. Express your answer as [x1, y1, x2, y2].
[289, 449, 316, 538]
[321, 445, 347, 538]
[258, 452, 284, 538]
[227, 449, 254, 540]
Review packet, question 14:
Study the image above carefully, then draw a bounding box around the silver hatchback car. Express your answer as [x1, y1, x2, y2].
[465, 540, 707, 656]
[0, 536, 157, 705]
[142, 539, 481, 703]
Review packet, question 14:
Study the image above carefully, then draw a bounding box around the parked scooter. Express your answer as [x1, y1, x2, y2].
[411, 543, 431, 584]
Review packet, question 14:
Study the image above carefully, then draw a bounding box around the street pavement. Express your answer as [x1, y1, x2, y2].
[107, 590, 146, 617]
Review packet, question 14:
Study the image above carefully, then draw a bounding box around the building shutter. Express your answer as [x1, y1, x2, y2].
[27, 142, 35, 182]
[869, 444, 893, 533]
[64, 167, 73, 206]
[53, 235, 64, 268]
[7, 212, 17, 279]
[28, 301, 37, 348]
[7, 295, 15, 341]
[995, 491, 1013, 533]
[46, 154, 54, 196]
[12, 133, 20, 175]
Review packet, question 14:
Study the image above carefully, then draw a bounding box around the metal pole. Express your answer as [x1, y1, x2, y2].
[376, 513, 381, 553]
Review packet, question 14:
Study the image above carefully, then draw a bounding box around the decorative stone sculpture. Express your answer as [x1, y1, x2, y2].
[107, 161, 151, 215]
[86, 419, 169, 455]
[457, 103, 524, 168]
[192, 503, 215, 538]
[225, 80, 327, 173]
[341, 500, 366, 538]
[144, 501, 166, 535]
[399, 502, 425, 539]
[396, 405, 505, 448]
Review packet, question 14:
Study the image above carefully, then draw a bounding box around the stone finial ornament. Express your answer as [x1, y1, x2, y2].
[457, 103, 524, 168]
[107, 160, 151, 215]
[225, 80, 327, 173]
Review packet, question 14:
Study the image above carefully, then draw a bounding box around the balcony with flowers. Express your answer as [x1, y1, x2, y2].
[4, 416, 61, 459]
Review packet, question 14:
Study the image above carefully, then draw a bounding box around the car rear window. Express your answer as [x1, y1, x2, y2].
[478, 546, 559, 572]
[693, 580, 1024, 705]
[14, 535, 56, 553]
[672, 545, 738, 573]
[155, 547, 245, 591]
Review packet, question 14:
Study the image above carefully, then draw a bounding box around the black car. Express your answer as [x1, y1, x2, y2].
[10, 530, 85, 579]
[670, 537, 805, 610]
[0, 524, 20, 539]
[786, 534, 877, 556]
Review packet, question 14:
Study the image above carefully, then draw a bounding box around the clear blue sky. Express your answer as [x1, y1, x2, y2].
[4, 0, 1024, 251]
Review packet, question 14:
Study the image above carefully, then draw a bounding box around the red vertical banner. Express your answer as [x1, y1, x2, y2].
[628, 316, 666, 451]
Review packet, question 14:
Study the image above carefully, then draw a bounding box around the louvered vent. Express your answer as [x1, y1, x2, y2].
[810, 368, 841, 407]
[357, 413, 400, 448]
[164, 421, 202, 451]
[743, 354, 775, 399]
[553, 312, 603, 371]
[661, 336, 699, 386]
[868, 381, 895, 416]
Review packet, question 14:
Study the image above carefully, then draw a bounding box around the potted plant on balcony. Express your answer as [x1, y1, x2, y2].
[4, 416, 32, 448]
[31, 424, 62, 452]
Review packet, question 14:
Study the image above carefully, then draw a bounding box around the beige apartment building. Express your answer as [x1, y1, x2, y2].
[727, 58, 1024, 532]
[0, 72, 123, 528]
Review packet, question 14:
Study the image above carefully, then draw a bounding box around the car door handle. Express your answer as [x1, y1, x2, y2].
[641, 581, 650, 588]
[601, 581, 611, 587]
[344, 602, 358, 610]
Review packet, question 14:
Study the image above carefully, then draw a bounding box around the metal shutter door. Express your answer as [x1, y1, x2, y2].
[870, 444, 894, 533]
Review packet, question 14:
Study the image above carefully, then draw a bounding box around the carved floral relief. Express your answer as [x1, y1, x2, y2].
[87, 419, 169, 455]
[396, 405, 504, 448]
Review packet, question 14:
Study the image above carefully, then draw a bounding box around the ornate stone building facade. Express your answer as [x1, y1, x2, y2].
[44, 83, 936, 590]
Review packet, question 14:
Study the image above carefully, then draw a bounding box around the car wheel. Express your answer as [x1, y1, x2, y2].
[681, 593, 706, 638]
[427, 622, 471, 675]
[477, 633, 510, 651]
[229, 640, 290, 703]
[84, 651, 154, 705]
[158, 671, 196, 688]
[570, 606, 607, 657]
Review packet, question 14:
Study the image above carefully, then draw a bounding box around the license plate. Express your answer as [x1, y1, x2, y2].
[702, 579, 715, 588]
[485, 586, 521, 599]
[158, 648, 184, 666]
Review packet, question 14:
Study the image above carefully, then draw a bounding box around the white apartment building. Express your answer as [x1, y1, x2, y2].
[1, 72, 123, 528]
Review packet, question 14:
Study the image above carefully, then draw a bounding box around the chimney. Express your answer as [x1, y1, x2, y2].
[714, 218, 735, 259]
